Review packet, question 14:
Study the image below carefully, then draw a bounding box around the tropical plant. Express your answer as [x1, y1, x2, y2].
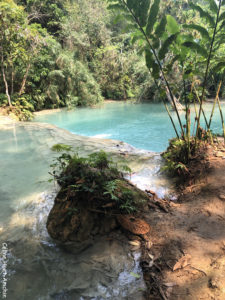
[50, 146, 137, 213]
[108, 0, 225, 167]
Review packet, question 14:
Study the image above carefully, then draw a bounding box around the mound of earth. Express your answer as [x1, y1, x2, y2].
[46, 159, 150, 243]
[139, 142, 225, 300]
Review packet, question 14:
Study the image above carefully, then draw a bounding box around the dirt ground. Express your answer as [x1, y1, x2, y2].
[141, 142, 225, 300]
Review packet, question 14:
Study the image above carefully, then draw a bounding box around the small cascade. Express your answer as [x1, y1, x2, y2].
[0, 119, 174, 300]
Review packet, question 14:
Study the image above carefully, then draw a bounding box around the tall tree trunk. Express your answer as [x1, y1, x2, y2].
[19, 62, 31, 96]
[1, 52, 12, 107]
[11, 65, 14, 96]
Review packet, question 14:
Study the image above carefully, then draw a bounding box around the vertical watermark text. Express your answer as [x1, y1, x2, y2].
[1, 243, 8, 298]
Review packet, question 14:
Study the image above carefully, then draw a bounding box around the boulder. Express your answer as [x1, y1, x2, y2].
[46, 162, 149, 243]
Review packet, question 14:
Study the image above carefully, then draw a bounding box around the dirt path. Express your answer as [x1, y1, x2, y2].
[142, 144, 225, 299]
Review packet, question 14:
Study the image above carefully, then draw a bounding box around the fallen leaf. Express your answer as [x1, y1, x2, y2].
[146, 240, 153, 249]
[148, 253, 154, 260]
[163, 282, 177, 287]
[173, 254, 191, 271]
[129, 240, 141, 246]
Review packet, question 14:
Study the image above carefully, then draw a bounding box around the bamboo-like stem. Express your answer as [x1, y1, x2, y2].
[193, 85, 210, 129]
[193, 98, 198, 119]
[121, 0, 185, 138]
[195, 0, 222, 139]
[192, 98, 198, 137]
[217, 96, 225, 143]
[194, 85, 214, 143]
[163, 101, 180, 138]
[191, 81, 198, 118]
[153, 77, 179, 138]
[182, 70, 188, 137]
[191, 81, 198, 136]
[209, 81, 222, 128]
[182, 72, 190, 159]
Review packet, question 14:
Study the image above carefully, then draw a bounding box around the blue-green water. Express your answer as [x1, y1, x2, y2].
[1, 101, 224, 299]
[0, 122, 167, 299]
[34, 102, 225, 152]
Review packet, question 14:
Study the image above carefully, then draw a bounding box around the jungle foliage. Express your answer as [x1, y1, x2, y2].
[1, 0, 225, 149]
[107, 0, 225, 174]
[0, 0, 152, 119]
[49, 145, 143, 214]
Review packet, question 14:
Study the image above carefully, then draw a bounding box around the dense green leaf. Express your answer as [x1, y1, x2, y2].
[219, 19, 225, 31]
[213, 61, 225, 72]
[145, 49, 154, 69]
[178, 34, 194, 43]
[158, 33, 178, 60]
[139, 0, 151, 27]
[189, 3, 215, 27]
[219, 11, 225, 22]
[166, 15, 180, 34]
[155, 15, 167, 38]
[214, 33, 225, 47]
[131, 30, 144, 44]
[127, 0, 136, 10]
[126, 0, 150, 27]
[165, 55, 180, 71]
[152, 36, 160, 49]
[145, 49, 160, 78]
[108, 3, 127, 11]
[208, 0, 218, 13]
[182, 41, 208, 58]
[183, 24, 210, 40]
[152, 62, 160, 78]
[146, 0, 160, 36]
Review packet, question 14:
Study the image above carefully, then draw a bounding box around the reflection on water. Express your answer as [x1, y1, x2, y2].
[0, 121, 172, 300]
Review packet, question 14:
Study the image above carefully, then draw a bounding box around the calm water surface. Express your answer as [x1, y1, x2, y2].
[34, 102, 225, 152]
[0, 101, 224, 299]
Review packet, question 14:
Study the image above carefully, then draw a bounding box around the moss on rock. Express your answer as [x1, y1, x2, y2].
[46, 149, 149, 242]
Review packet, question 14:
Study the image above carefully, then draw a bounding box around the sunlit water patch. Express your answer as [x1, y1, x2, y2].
[34, 101, 225, 152]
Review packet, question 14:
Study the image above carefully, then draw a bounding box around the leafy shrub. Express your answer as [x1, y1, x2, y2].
[50, 145, 136, 213]
[0, 94, 8, 106]
[161, 139, 190, 177]
[11, 96, 34, 121]
[162, 136, 208, 179]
